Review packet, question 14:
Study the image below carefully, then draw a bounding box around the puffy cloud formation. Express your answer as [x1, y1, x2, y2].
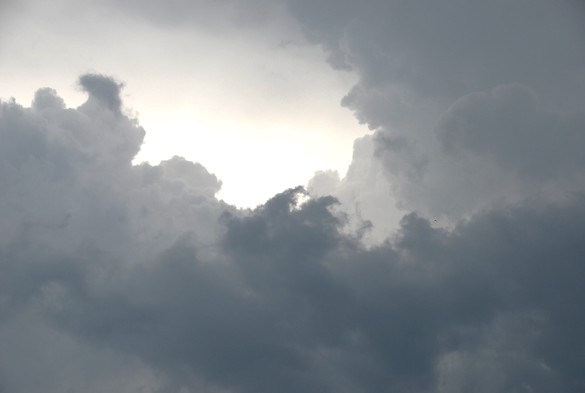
[78, 74, 124, 114]
[2, 70, 585, 393]
[292, 0, 585, 232]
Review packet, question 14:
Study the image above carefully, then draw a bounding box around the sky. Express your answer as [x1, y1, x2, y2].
[1, 1, 585, 393]
[0, 0, 366, 207]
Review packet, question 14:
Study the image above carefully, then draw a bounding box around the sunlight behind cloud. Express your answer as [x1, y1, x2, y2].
[2, 0, 585, 391]
[0, 0, 366, 207]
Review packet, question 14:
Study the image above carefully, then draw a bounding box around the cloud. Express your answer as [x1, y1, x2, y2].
[96, 0, 294, 35]
[2, 74, 585, 392]
[436, 84, 585, 181]
[287, 0, 585, 104]
[290, 0, 585, 232]
[79, 74, 124, 113]
[0, 74, 231, 391]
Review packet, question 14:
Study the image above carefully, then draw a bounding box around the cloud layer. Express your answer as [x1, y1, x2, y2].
[1, 68, 585, 393]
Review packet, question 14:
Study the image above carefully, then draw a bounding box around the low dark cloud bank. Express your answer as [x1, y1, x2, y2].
[2, 0, 585, 392]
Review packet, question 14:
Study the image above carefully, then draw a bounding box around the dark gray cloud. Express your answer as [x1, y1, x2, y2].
[79, 74, 124, 113]
[2, 74, 585, 392]
[287, 0, 585, 104]
[293, 0, 585, 226]
[436, 84, 585, 180]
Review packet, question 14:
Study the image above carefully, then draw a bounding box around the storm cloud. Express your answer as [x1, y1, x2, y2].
[1, 70, 585, 393]
[293, 0, 585, 229]
[2, 0, 585, 392]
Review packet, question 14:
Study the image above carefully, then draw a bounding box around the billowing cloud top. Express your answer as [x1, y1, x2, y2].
[297, 0, 585, 232]
[79, 74, 124, 113]
[2, 0, 585, 391]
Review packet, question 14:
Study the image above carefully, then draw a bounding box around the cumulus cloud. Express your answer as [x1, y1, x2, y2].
[2, 72, 585, 393]
[79, 74, 124, 113]
[293, 0, 585, 230]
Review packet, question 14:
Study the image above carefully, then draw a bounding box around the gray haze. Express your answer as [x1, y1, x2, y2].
[2, 0, 585, 392]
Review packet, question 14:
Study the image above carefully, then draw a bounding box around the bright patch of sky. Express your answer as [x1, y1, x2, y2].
[0, 0, 366, 207]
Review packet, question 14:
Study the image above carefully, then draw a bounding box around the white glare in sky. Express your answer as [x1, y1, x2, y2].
[0, 0, 366, 207]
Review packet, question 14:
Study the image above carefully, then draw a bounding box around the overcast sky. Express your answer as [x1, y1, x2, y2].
[1, 1, 585, 392]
